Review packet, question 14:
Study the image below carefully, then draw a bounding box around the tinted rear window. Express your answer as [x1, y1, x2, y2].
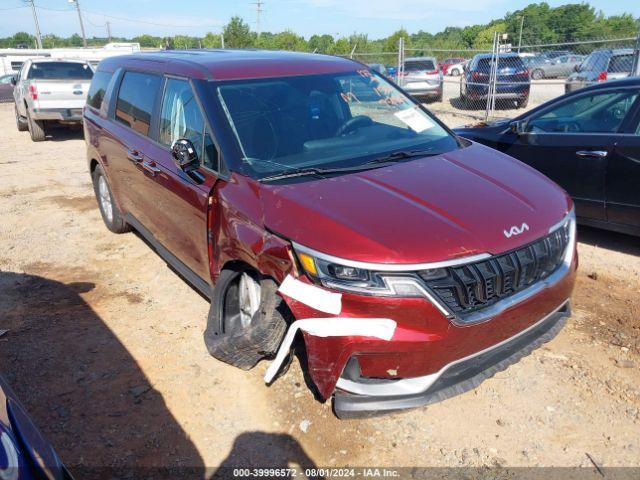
[86, 71, 112, 110]
[115, 71, 161, 136]
[608, 54, 633, 73]
[476, 57, 524, 71]
[27, 62, 93, 80]
[405, 60, 436, 72]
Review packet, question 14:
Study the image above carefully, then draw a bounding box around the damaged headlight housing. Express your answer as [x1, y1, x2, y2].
[292, 243, 447, 300]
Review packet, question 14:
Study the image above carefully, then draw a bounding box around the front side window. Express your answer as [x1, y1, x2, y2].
[216, 70, 458, 178]
[527, 90, 639, 134]
[86, 70, 112, 110]
[115, 71, 161, 136]
[159, 78, 218, 170]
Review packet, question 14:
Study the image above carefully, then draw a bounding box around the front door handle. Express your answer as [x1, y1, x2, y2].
[141, 160, 161, 176]
[126, 149, 143, 163]
[576, 150, 608, 158]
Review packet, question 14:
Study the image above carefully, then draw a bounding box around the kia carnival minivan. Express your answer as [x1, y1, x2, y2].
[84, 50, 577, 418]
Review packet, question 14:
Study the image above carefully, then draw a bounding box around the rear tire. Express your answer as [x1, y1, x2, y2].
[204, 269, 288, 370]
[450, 68, 461, 77]
[91, 164, 130, 234]
[15, 105, 27, 132]
[517, 97, 529, 109]
[27, 113, 46, 142]
[531, 69, 544, 80]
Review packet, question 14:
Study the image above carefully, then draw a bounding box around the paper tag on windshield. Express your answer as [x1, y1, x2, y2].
[394, 107, 435, 133]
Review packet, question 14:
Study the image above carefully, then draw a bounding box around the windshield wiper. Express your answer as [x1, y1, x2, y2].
[259, 167, 329, 182]
[257, 149, 440, 182]
[363, 149, 439, 165]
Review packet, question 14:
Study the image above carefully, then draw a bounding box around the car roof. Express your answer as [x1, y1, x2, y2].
[474, 52, 522, 59]
[97, 49, 361, 81]
[27, 58, 89, 64]
[405, 57, 437, 62]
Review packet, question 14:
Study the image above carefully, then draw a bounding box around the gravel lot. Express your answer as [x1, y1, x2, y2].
[0, 101, 639, 476]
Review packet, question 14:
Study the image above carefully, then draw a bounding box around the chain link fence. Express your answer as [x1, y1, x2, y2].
[352, 31, 640, 126]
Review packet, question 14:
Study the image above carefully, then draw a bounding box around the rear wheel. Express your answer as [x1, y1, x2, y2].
[204, 269, 288, 370]
[517, 97, 529, 109]
[27, 113, 46, 142]
[531, 69, 544, 80]
[450, 67, 461, 77]
[91, 164, 130, 233]
[15, 105, 27, 131]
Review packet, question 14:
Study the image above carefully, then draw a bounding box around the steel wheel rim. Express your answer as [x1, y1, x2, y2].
[98, 175, 113, 223]
[238, 273, 261, 328]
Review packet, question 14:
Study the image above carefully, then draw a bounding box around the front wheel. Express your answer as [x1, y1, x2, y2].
[91, 164, 130, 233]
[204, 269, 288, 370]
[15, 105, 27, 131]
[517, 97, 529, 109]
[450, 68, 461, 77]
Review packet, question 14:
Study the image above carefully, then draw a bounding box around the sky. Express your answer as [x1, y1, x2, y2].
[0, 0, 638, 40]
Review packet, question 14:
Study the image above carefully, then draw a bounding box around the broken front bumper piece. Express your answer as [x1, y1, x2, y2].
[332, 301, 570, 418]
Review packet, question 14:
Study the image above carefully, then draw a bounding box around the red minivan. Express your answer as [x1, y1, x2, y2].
[84, 50, 577, 418]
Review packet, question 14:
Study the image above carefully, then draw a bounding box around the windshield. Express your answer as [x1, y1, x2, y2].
[27, 62, 93, 80]
[216, 70, 458, 178]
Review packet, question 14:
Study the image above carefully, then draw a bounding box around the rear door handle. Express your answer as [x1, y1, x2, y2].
[141, 160, 161, 176]
[576, 150, 608, 158]
[126, 149, 143, 163]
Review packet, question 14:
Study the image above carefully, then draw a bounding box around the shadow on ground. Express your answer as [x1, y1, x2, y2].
[0, 271, 204, 479]
[212, 432, 321, 479]
[578, 225, 640, 257]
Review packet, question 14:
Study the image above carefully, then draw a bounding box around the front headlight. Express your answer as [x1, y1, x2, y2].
[292, 244, 449, 299]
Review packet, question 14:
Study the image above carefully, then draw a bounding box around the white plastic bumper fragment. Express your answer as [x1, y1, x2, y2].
[263, 317, 397, 384]
[277, 274, 342, 315]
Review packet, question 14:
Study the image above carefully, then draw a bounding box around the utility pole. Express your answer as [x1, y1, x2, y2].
[69, 0, 88, 48]
[517, 15, 524, 53]
[253, 0, 264, 37]
[24, 0, 43, 49]
[106, 21, 112, 42]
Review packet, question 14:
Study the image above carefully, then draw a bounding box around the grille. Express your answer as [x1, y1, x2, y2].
[420, 225, 570, 317]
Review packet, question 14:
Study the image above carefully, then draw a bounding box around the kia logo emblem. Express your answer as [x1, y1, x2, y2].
[504, 223, 529, 238]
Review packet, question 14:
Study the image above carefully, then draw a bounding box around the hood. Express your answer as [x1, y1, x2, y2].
[260, 141, 571, 264]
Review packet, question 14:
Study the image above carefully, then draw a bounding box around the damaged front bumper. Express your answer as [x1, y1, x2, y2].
[269, 214, 577, 417]
[333, 301, 570, 418]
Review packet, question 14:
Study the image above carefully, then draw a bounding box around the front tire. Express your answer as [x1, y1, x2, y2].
[91, 164, 130, 233]
[517, 97, 529, 109]
[531, 69, 544, 80]
[450, 68, 461, 77]
[204, 269, 288, 370]
[15, 105, 27, 131]
[27, 113, 46, 141]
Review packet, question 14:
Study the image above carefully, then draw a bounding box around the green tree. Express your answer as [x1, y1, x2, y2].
[134, 34, 162, 48]
[308, 34, 334, 53]
[223, 16, 253, 48]
[383, 28, 411, 52]
[473, 22, 507, 49]
[202, 32, 223, 48]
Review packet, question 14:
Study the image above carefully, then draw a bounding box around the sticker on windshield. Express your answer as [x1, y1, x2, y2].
[394, 107, 435, 133]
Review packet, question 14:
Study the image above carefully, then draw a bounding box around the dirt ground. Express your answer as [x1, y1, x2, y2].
[0, 101, 639, 477]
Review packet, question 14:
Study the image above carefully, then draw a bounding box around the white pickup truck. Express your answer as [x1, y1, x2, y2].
[13, 58, 94, 141]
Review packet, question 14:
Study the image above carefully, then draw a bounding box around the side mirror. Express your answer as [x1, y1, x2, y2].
[509, 120, 528, 135]
[574, 64, 581, 72]
[10, 76, 16, 86]
[171, 139, 199, 171]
